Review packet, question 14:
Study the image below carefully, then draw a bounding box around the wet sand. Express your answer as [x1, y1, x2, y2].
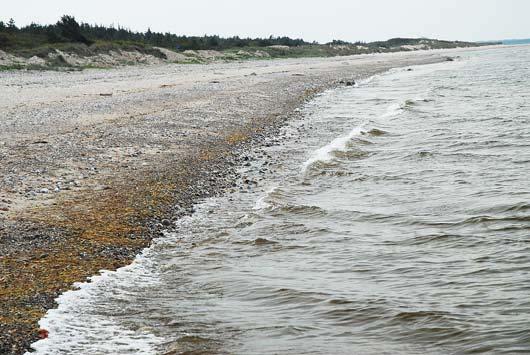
[0, 51, 451, 353]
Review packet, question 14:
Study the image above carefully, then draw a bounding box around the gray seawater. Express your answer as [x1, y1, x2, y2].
[31, 46, 530, 354]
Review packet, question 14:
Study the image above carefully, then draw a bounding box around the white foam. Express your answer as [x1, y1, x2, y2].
[26, 201, 226, 355]
[301, 124, 365, 173]
[300, 95, 424, 174]
[354, 74, 378, 87]
[27, 251, 164, 355]
[381, 94, 432, 119]
[253, 185, 279, 210]
[381, 102, 405, 118]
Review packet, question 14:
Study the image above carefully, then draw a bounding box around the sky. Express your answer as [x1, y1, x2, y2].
[3, 0, 529, 43]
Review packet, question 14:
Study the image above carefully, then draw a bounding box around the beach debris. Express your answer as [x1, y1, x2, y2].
[99, 93, 113, 96]
[38, 329, 49, 339]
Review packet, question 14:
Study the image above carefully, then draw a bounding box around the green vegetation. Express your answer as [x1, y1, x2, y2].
[0, 15, 496, 70]
[0, 64, 26, 71]
[0, 15, 308, 53]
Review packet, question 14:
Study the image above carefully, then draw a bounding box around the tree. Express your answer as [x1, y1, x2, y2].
[56, 15, 92, 45]
[145, 27, 152, 41]
[207, 35, 219, 48]
[7, 18, 17, 32]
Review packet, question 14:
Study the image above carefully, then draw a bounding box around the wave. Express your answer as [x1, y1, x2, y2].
[28, 256, 164, 354]
[474, 202, 530, 214]
[458, 215, 530, 224]
[381, 97, 432, 118]
[270, 204, 328, 218]
[381, 102, 405, 118]
[354, 74, 378, 87]
[301, 124, 365, 173]
[365, 128, 387, 136]
[301, 70, 435, 174]
[253, 185, 279, 210]
[252, 185, 327, 218]
[27, 201, 224, 354]
[300, 102, 399, 174]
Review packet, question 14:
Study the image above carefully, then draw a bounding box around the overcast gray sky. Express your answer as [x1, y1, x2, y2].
[3, 0, 529, 42]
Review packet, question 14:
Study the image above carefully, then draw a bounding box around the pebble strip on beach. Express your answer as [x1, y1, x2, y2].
[0, 51, 451, 354]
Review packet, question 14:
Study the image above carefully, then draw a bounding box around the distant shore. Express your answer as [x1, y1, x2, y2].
[0, 35, 498, 71]
[0, 49, 475, 353]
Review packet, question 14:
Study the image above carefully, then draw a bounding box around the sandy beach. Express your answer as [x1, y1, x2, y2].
[0, 50, 454, 353]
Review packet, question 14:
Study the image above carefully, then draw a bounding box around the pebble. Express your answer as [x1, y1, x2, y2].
[0, 52, 449, 354]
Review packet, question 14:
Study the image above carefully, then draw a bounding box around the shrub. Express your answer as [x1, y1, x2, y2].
[56, 15, 93, 45]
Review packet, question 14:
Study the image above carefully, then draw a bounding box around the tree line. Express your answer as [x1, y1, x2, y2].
[0, 15, 310, 51]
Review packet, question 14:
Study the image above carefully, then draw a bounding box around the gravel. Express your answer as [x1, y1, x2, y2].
[0, 51, 451, 354]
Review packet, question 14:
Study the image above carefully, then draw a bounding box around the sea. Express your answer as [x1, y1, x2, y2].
[502, 39, 530, 45]
[30, 45, 530, 354]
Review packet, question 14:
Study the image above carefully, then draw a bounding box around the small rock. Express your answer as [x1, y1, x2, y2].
[38, 329, 49, 339]
[339, 79, 356, 86]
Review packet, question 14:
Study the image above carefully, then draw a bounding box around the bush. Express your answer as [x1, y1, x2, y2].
[56, 15, 93, 45]
[0, 33, 11, 48]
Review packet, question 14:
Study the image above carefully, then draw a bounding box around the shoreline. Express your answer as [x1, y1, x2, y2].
[1, 50, 457, 354]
